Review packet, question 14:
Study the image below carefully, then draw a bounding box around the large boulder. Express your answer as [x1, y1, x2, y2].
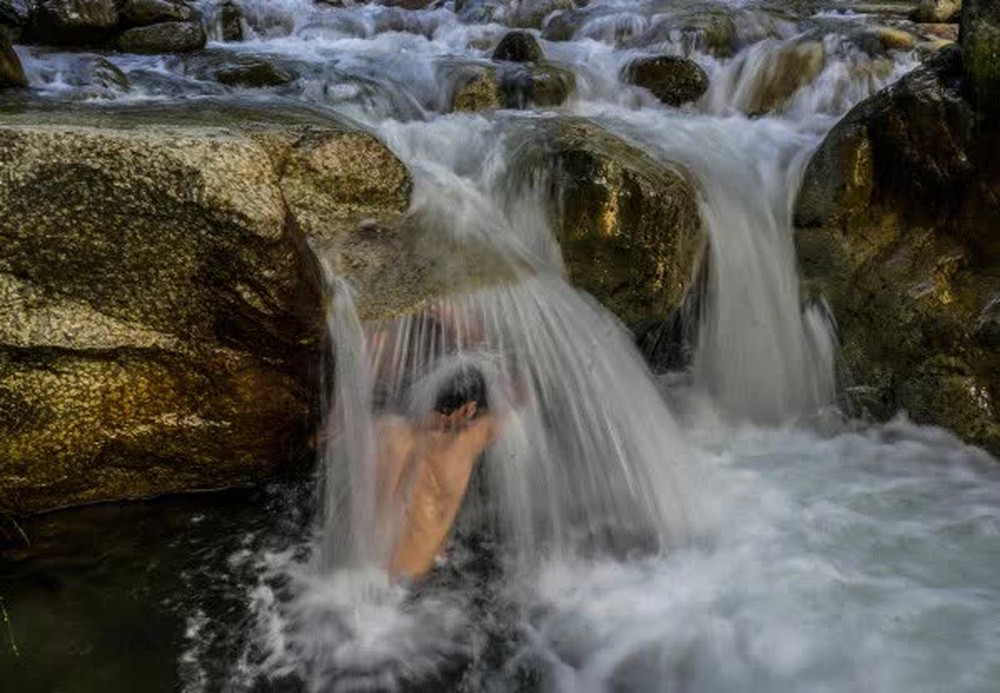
[27, 0, 119, 45]
[794, 47, 1000, 454]
[117, 19, 206, 54]
[961, 0, 1000, 112]
[512, 119, 703, 326]
[622, 55, 709, 107]
[0, 103, 412, 514]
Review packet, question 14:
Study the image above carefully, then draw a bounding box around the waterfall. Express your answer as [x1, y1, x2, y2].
[316, 116, 710, 574]
[591, 113, 839, 422]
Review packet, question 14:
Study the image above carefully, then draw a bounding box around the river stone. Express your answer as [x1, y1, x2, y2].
[492, 30, 543, 63]
[919, 22, 960, 41]
[451, 64, 575, 111]
[501, 63, 575, 108]
[742, 39, 825, 114]
[28, 0, 119, 44]
[220, 0, 242, 42]
[794, 46, 1000, 455]
[623, 55, 709, 107]
[912, 0, 962, 23]
[539, 8, 578, 41]
[214, 59, 295, 88]
[118, 19, 206, 54]
[122, 0, 194, 25]
[0, 104, 413, 514]
[961, 0, 1000, 113]
[0, 34, 25, 87]
[506, 0, 575, 29]
[89, 56, 130, 91]
[452, 67, 503, 111]
[513, 119, 703, 326]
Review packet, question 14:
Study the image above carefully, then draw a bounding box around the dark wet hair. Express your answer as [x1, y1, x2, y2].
[434, 366, 488, 415]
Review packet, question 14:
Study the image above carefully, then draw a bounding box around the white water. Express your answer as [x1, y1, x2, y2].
[14, 0, 996, 690]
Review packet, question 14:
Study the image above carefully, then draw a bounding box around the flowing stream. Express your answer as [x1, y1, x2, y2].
[3, 1, 1000, 691]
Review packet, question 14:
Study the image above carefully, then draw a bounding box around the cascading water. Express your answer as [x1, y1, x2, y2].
[9, 1, 999, 692]
[318, 115, 710, 578]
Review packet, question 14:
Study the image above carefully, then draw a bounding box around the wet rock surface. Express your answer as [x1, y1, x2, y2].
[623, 55, 709, 107]
[213, 57, 295, 88]
[27, 0, 120, 45]
[219, 0, 242, 42]
[515, 119, 703, 326]
[122, 0, 194, 25]
[451, 62, 575, 111]
[492, 30, 544, 63]
[117, 19, 206, 54]
[0, 102, 412, 513]
[795, 46, 1000, 454]
[0, 31, 25, 86]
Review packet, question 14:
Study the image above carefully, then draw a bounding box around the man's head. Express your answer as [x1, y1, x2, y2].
[434, 365, 488, 416]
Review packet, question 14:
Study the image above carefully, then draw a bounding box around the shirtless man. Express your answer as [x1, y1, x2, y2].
[369, 326, 502, 580]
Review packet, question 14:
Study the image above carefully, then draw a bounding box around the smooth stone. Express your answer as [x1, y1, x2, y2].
[623, 55, 709, 107]
[117, 20, 206, 54]
[492, 30, 544, 63]
[214, 59, 295, 88]
[122, 0, 194, 26]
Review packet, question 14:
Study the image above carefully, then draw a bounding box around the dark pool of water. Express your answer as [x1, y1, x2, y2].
[0, 480, 317, 692]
